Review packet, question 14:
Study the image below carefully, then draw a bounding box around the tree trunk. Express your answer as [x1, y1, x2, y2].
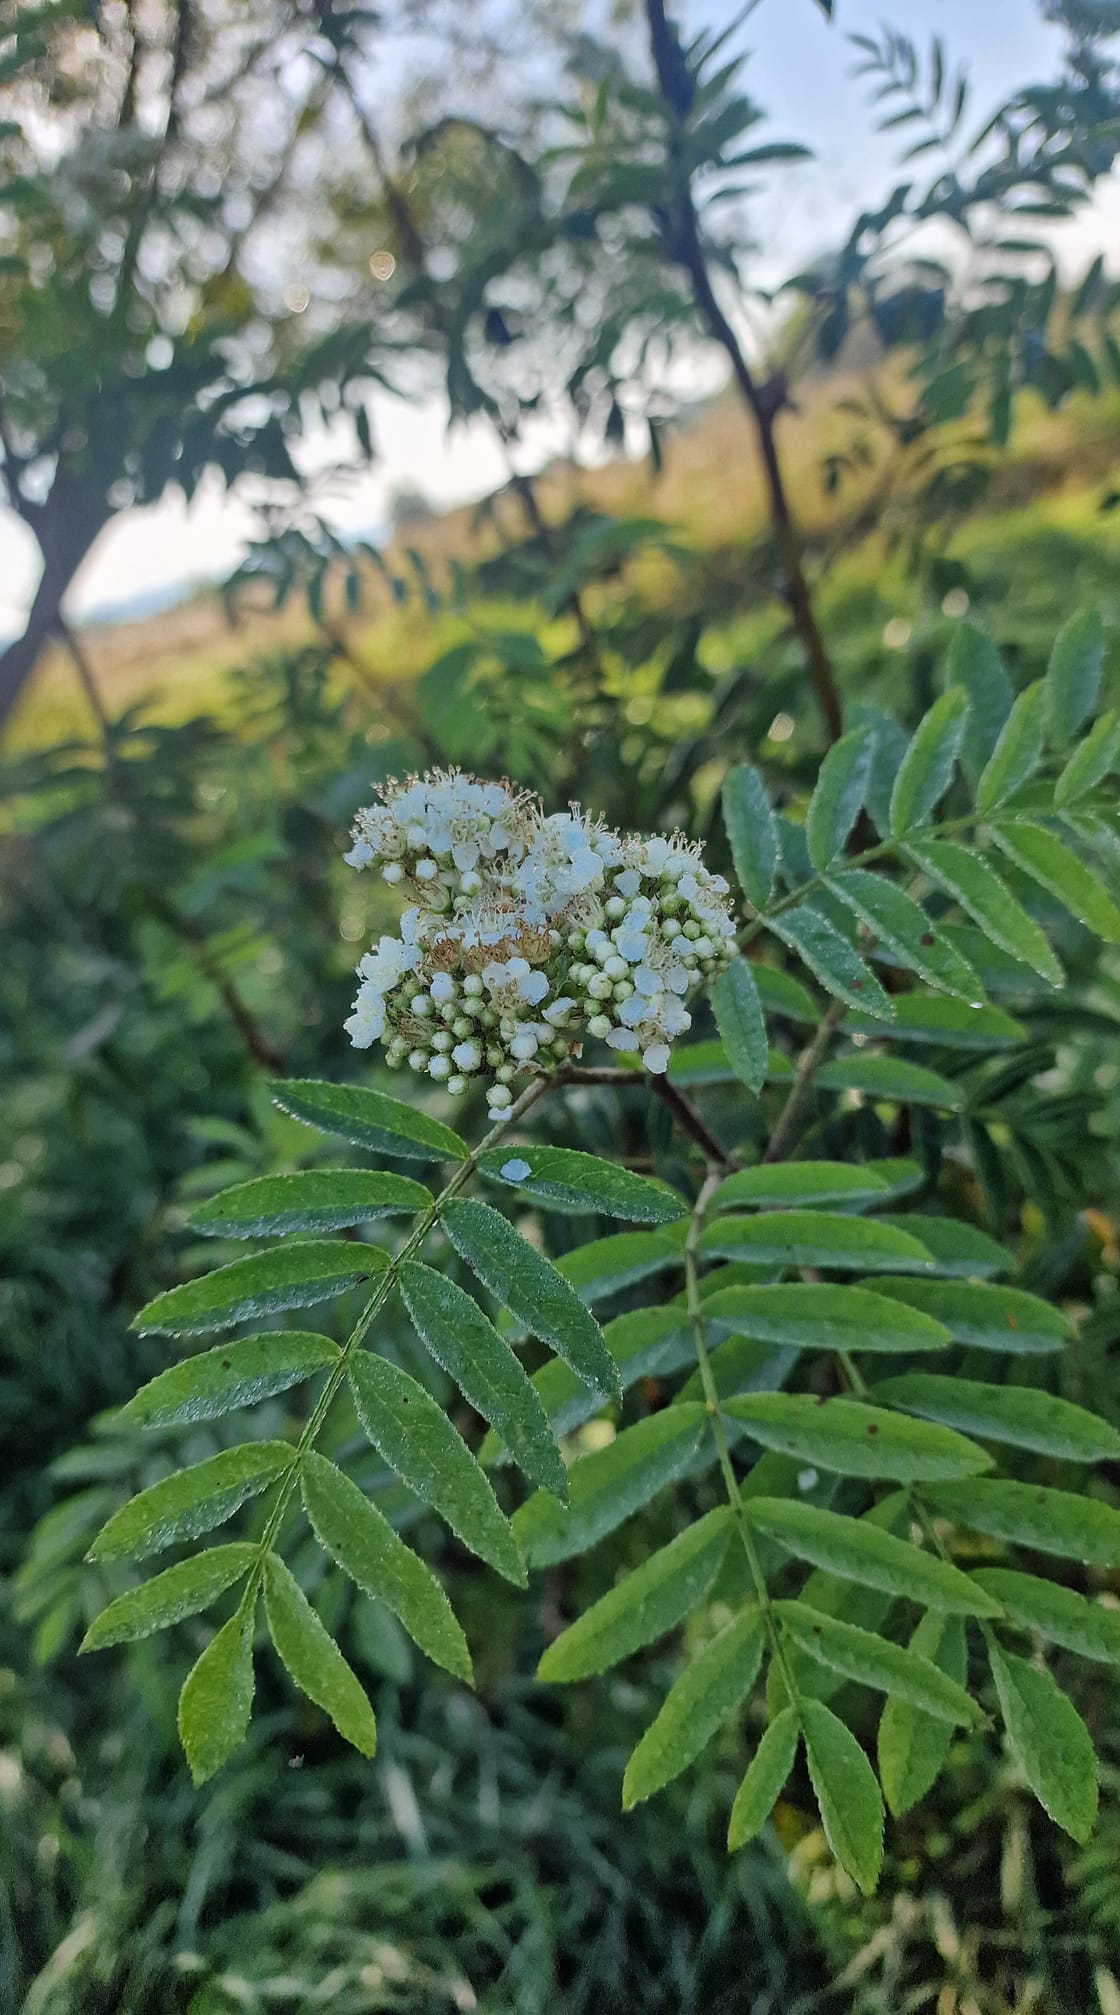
[0, 484, 107, 737]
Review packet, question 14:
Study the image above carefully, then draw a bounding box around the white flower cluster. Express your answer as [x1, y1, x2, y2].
[344, 770, 737, 1119]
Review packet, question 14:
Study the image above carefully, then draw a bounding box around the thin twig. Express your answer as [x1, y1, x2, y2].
[551, 1063, 732, 1166]
[762, 999, 844, 1163]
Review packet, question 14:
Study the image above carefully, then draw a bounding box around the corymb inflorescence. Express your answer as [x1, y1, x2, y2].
[344, 769, 737, 1116]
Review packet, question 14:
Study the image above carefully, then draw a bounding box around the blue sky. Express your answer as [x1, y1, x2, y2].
[1, 0, 1107, 631]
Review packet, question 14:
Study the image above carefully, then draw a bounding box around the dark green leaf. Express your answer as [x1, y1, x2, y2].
[477, 1146, 684, 1224]
[178, 1607, 255, 1787]
[623, 1608, 765, 1809]
[725, 1394, 990, 1480]
[537, 1509, 734, 1681]
[889, 687, 969, 837]
[722, 763, 777, 909]
[870, 1277, 1073, 1352]
[769, 905, 895, 1019]
[827, 869, 983, 1003]
[778, 1601, 978, 1722]
[844, 995, 1024, 1050]
[748, 1498, 1000, 1614]
[513, 1406, 709, 1569]
[133, 1244, 386, 1337]
[301, 1450, 472, 1682]
[878, 1613, 967, 1816]
[906, 840, 1063, 986]
[870, 1217, 1011, 1277]
[801, 1697, 884, 1893]
[1054, 709, 1120, 807]
[699, 1210, 932, 1272]
[973, 1569, 1120, 1665]
[89, 1443, 295, 1562]
[928, 1480, 1120, 1567]
[122, 1333, 340, 1430]
[816, 1054, 964, 1110]
[263, 1554, 376, 1756]
[1047, 609, 1103, 748]
[700, 1282, 950, 1354]
[873, 1374, 1120, 1460]
[349, 1352, 524, 1585]
[807, 725, 875, 871]
[727, 1707, 799, 1849]
[189, 1170, 431, 1237]
[945, 625, 1012, 778]
[272, 1078, 467, 1163]
[976, 680, 1048, 812]
[711, 1162, 893, 1211]
[442, 1199, 619, 1401]
[988, 1641, 1097, 1841]
[554, 1229, 685, 1305]
[711, 959, 768, 1092]
[487, 1308, 693, 1457]
[80, 1545, 258, 1651]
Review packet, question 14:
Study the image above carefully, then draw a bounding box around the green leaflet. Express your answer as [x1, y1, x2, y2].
[80, 1544, 258, 1651]
[88, 1442, 295, 1562]
[699, 1210, 932, 1273]
[398, 1261, 566, 1500]
[348, 1353, 525, 1586]
[905, 839, 1063, 987]
[751, 965, 818, 1026]
[869, 1217, 1011, 1278]
[724, 1394, 990, 1482]
[889, 686, 969, 838]
[262, 1554, 376, 1757]
[945, 624, 1012, 778]
[815, 1054, 964, 1111]
[1054, 709, 1120, 807]
[477, 1145, 685, 1224]
[878, 1613, 967, 1817]
[442, 1198, 620, 1401]
[623, 1608, 765, 1809]
[988, 1641, 1098, 1843]
[927, 1479, 1120, 1568]
[777, 1601, 977, 1726]
[768, 905, 895, 1020]
[271, 1078, 467, 1163]
[178, 1607, 256, 1787]
[133, 1243, 386, 1337]
[827, 868, 983, 1003]
[189, 1169, 431, 1238]
[767, 1500, 908, 1715]
[872, 1275, 1068, 1354]
[710, 1162, 893, 1211]
[844, 994, 1025, 1050]
[806, 723, 875, 870]
[727, 1707, 799, 1850]
[801, 1697, 884, 1894]
[699, 1282, 950, 1355]
[872, 1374, 1120, 1461]
[537, 1509, 734, 1682]
[301, 1450, 472, 1682]
[553, 1229, 685, 1306]
[975, 679, 1048, 813]
[485, 1307, 693, 1458]
[710, 958, 768, 1093]
[722, 763, 777, 910]
[748, 1498, 1000, 1615]
[121, 1332, 340, 1430]
[972, 1569, 1120, 1665]
[513, 1405, 710, 1569]
[1047, 608, 1104, 748]
[992, 820, 1120, 943]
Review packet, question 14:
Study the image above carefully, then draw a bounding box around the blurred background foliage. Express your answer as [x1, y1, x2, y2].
[3, 0, 1120, 2007]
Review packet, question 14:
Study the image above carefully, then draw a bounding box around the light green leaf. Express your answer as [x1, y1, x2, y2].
[878, 1612, 967, 1816]
[442, 1198, 620, 1401]
[976, 679, 1048, 812]
[1047, 608, 1103, 749]
[869, 1278, 1072, 1353]
[80, 1544, 258, 1651]
[699, 1210, 932, 1272]
[711, 959, 768, 1093]
[121, 1333, 340, 1430]
[816, 1054, 964, 1110]
[768, 905, 895, 1020]
[927, 1479, 1120, 1568]
[348, 1352, 524, 1585]
[272, 1078, 467, 1163]
[623, 1608, 765, 1809]
[537, 1509, 734, 1682]
[710, 1162, 892, 1211]
[889, 687, 969, 838]
[972, 1569, 1120, 1665]
[778, 1601, 978, 1723]
[133, 1243, 386, 1337]
[263, 1553, 376, 1757]
[807, 724, 875, 870]
[477, 1146, 684, 1224]
[945, 624, 1012, 778]
[178, 1606, 255, 1787]
[88, 1443, 294, 1561]
[827, 869, 983, 1003]
[398, 1261, 566, 1499]
[189, 1170, 431, 1238]
[722, 763, 777, 910]
[725, 1394, 990, 1481]
[872, 1374, 1120, 1461]
[844, 994, 1025, 1050]
[727, 1707, 799, 1849]
[869, 1217, 1011, 1278]
[801, 1697, 884, 1893]
[513, 1406, 709, 1569]
[301, 1450, 472, 1682]
[748, 1498, 1000, 1615]
[992, 821, 1120, 942]
[700, 1282, 950, 1354]
[988, 1640, 1098, 1842]
[554, 1229, 685, 1306]
[1054, 709, 1120, 807]
[906, 840, 1063, 987]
